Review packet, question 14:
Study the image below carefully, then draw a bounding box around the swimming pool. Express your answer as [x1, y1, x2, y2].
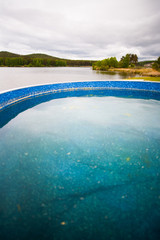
[0, 81, 160, 240]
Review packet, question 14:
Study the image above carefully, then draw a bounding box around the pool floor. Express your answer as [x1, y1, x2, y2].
[0, 96, 160, 240]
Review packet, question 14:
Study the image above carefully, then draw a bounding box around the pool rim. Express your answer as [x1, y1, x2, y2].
[0, 80, 160, 111]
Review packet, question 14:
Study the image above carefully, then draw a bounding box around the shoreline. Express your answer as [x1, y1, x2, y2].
[109, 67, 160, 77]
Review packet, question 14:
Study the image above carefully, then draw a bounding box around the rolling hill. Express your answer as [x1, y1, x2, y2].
[0, 51, 61, 60]
[0, 51, 94, 67]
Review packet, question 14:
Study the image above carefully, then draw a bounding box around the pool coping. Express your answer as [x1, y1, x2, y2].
[0, 81, 160, 110]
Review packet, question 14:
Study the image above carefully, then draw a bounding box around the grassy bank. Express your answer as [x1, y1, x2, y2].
[109, 68, 160, 77]
[126, 76, 160, 82]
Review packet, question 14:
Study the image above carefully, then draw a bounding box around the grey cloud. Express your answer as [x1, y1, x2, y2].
[0, 0, 159, 60]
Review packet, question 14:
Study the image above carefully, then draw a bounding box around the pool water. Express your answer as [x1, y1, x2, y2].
[0, 96, 160, 240]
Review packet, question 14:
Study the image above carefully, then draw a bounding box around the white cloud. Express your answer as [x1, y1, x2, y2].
[0, 0, 159, 60]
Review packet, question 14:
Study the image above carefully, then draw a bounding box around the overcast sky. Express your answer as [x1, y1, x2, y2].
[0, 0, 159, 60]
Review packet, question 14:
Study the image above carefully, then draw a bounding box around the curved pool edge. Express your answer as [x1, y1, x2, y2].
[0, 81, 160, 111]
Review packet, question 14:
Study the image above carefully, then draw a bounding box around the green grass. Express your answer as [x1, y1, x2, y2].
[127, 77, 160, 82]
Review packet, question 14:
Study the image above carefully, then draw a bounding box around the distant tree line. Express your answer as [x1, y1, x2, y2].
[92, 53, 138, 70]
[0, 57, 94, 67]
[0, 57, 67, 67]
[67, 60, 94, 67]
[1, 52, 159, 70]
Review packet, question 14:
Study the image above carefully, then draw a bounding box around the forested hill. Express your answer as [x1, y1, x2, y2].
[0, 51, 94, 67]
[0, 51, 62, 59]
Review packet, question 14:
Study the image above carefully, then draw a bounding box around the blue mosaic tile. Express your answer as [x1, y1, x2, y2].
[0, 81, 160, 110]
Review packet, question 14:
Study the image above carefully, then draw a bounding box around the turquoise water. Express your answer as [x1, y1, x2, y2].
[0, 96, 160, 240]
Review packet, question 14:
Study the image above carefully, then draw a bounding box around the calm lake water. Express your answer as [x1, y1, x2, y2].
[0, 67, 138, 92]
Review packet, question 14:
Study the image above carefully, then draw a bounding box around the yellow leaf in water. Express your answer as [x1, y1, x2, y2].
[17, 204, 21, 212]
[125, 113, 131, 117]
[126, 157, 130, 162]
[69, 106, 75, 110]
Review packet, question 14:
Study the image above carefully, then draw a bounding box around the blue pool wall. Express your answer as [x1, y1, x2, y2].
[0, 81, 160, 110]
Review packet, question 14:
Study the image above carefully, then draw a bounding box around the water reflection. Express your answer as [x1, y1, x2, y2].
[96, 70, 139, 78]
[0, 67, 140, 92]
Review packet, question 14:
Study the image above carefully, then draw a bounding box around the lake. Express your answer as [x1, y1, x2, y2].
[0, 67, 138, 92]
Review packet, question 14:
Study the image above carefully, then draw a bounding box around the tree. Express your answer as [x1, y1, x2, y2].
[55, 60, 67, 66]
[109, 57, 118, 68]
[152, 56, 160, 71]
[92, 57, 118, 70]
[0, 58, 4, 66]
[119, 53, 138, 68]
[32, 58, 44, 67]
[130, 54, 138, 65]
[119, 55, 130, 68]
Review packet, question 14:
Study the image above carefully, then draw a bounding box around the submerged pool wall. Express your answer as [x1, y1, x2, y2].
[0, 81, 160, 111]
